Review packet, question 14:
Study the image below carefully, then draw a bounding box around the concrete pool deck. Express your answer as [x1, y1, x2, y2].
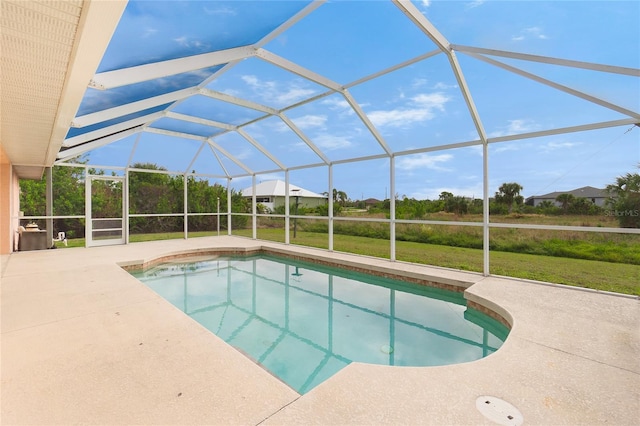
[1, 236, 638, 425]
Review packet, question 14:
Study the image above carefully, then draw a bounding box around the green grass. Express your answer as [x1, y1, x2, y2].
[234, 229, 640, 296]
[56, 228, 639, 296]
[55, 230, 217, 248]
[301, 219, 640, 265]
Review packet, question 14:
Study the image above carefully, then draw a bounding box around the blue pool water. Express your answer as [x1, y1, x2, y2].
[131, 254, 509, 394]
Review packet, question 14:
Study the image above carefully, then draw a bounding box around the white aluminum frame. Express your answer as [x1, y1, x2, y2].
[85, 174, 126, 247]
[46, 0, 639, 278]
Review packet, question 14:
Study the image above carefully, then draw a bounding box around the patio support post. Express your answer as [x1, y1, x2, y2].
[291, 188, 300, 238]
[84, 166, 90, 247]
[226, 179, 232, 235]
[483, 142, 490, 276]
[252, 175, 257, 239]
[395, 2, 492, 271]
[389, 155, 396, 261]
[284, 171, 290, 245]
[183, 174, 188, 239]
[124, 169, 129, 244]
[45, 167, 53, 247]
[328, 165, 333, 252]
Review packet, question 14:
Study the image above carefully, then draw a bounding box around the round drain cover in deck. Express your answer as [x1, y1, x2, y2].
[476, 396, 523, 426]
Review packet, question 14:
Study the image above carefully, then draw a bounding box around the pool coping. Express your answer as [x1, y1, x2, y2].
[2, 235, 638, 425]
[119, 245, 514, 329]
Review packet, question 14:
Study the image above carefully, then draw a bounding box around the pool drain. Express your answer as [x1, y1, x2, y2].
[475, 396, 523, 426]
[380, 344, 394, 354]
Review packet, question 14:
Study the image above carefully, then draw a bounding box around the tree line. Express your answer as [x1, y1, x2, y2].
[19, 162, 249, 238]
[321, 169, 639, 228]
[19, 161, 639, 239]
[361, 175, 638, 227]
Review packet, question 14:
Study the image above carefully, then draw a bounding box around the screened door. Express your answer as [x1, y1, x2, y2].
[86, 175, 125, 247]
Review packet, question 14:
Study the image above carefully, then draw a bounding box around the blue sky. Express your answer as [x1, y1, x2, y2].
[69, 0, 640, 201]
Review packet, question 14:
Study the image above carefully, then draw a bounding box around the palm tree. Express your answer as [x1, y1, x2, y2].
[495, 182, 524, 214]
[332, 188, 348, 206]
[536, 200, 557, 214]
[555, 193, 575, 214]
[606, 165, 640, 227]
[439, 191, 453, 200]
[444, 196, 468, 215]
[337, 191, 348, 206]
[606, 169, 640, 199]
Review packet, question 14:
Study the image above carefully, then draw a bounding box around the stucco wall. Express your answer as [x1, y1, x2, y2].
[272, 196, 327, 210]
[0, 145, 20, 254]
[532, 197, 608, 208]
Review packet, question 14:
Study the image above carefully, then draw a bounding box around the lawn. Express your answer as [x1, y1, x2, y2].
[234, 228, 640, 296]
[57, 228, 639, 296]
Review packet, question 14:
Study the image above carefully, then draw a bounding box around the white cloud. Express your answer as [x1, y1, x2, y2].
[436, 183, 484, 198]
[432, 82, 458, 90]
[506, 119, 538, 133]
[241, 75, 258, 86]
[493, 143, 522, 153]
[276, 87, 317, 105]
[412, 92, 449, 110]
[154, 69, 209, 90]
[270, 121, 290, 133]
[174, 36, 188, 46]
[368, 108, 435, 128]
[321, 97, 350, 110]
[173, 36, 209, 50]
[412, 78, 428, 89]
[221, 88, 241, 97]
[232, 147, 253, 160]
[368, 92, 450, 128]
[489, 119, 540, 138]
[396, 153, 453, 171]
[409, 182, 483, 200]
[313, 134, 352, 151]
[258, 173, 285, 183]
[241, 74, 316, 105]
[203, 6, 236, 16]
[142, 28, 157, 38]
[540, 141, 581, 153]
[466, 1, 485, 9]
[320, 97, 355, 117]
[512, 26, 548, 42]
[470, 145, 484, 157]
[270, 116, 326, 134]
[292, 115, 327, 130]
[417, 0, 431, 14]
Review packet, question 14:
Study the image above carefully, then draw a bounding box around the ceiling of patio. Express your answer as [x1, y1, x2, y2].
[2, 0, 639, 185]
[0, 0, 126, 179]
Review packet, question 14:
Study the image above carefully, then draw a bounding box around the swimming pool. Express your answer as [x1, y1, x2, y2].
[131, 254, 509, 394]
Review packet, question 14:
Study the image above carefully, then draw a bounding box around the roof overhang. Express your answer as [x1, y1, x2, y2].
[0, 0, 127, 179]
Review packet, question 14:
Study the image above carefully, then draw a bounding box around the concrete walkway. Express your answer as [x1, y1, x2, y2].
[1, 236, 638, 425]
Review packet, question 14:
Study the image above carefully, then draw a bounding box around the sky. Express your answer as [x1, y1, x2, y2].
[66, 0, 640, 201]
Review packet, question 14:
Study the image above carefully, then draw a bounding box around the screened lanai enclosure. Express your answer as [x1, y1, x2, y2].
[14, 1, 640, 289]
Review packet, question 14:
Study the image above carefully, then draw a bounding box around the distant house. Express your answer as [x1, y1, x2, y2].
[525, 186, 609, 207]
[241, 180, 327, 211]
[363, 198, 381, 210]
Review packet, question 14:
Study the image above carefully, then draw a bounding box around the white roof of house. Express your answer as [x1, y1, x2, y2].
[241, 180, 326, 199]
